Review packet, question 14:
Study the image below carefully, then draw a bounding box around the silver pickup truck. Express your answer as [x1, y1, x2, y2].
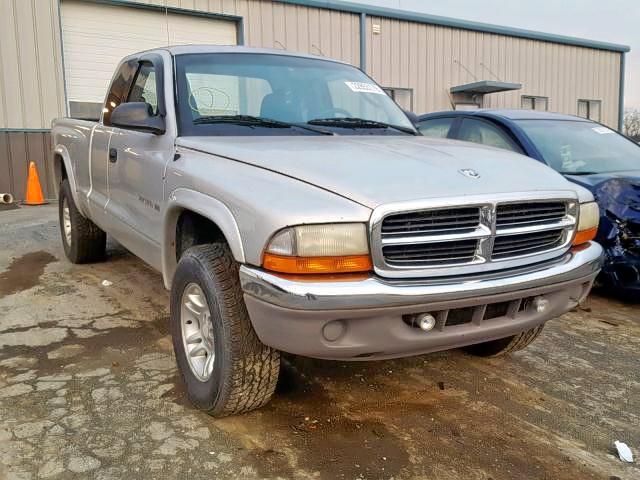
[52, 46, 602, 417]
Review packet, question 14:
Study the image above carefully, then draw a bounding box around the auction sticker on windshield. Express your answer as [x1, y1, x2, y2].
[345, 81, 386, 95]
[592, 126, 614, 134]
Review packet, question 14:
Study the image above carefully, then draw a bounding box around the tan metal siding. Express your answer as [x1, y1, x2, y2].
[0, 0, 66, 129]
[129, 0, 360, 64]
[0, 132, 54, 201]
[1, 0, 621, 130]
[367, 16, 622, 128]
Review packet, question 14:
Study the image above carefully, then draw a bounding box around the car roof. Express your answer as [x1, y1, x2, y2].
[418, 109, 591, 122]
[127, 45, 348, 65]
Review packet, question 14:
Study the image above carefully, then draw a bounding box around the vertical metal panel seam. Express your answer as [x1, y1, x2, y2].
[57, 0, 69, 116]
[359, 12, 365, 71]
[11, 0, 27, 127]
[30, 0, 46, 127]
[618, 52, 625, 132]
[0, 4, 8, 128]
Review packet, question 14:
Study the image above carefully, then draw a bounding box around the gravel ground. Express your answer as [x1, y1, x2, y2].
[1, 205, 639, 480]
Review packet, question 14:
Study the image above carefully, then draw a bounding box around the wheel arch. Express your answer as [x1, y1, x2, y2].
[53, 144, 86, 215]
[163, 188, 246, 289]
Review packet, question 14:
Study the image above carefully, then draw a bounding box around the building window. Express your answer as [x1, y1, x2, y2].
[577, 99, 601, 122]
[521, 95, 548, 111]
[383, 87, 413, 111]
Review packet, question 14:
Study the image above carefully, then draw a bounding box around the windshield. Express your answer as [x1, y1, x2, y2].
[515, 119, 640, 174]
[175, 53, 415, 136]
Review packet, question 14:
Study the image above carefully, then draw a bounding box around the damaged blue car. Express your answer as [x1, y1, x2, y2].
[416, 110, 640, 296]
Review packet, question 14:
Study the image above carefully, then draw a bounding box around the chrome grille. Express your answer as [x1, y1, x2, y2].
[383, 239, 478, 266]
[372, 193, 578, 278]
[496, 202, 567, 228]
[492, 229, 565, 259]
[382, 207, 480, 237]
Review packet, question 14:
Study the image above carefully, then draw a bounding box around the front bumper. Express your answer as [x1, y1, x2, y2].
[240, 242, 603, 360]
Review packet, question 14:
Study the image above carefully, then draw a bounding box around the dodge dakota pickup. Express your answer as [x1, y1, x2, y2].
[52, 46, 603, 417]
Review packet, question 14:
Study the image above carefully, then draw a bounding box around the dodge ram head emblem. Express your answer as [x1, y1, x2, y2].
[459, 168, 480, 179]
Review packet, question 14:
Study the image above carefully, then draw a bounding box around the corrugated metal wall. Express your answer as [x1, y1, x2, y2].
[0, 0, 623, 131]
[0, 0, 67, 129]
[122, 0, 362, 65]
[0, 132, 55, 201]
[366, 16, 621, 127]
[0, 0, 624, 201]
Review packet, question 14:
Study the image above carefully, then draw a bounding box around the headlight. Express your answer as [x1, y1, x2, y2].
[573, 202, 599, 245]
[263, 223, 372, 274]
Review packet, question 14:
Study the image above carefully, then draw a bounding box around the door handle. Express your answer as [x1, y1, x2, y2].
[109, 148, 118, 163]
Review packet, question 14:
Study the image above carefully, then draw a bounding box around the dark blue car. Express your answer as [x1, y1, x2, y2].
[417, 109, 640, 296]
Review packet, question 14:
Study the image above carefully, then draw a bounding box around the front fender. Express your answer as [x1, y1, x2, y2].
[162, 188, 245, 289]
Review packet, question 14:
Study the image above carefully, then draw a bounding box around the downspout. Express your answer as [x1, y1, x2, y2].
[359, 12, 366, 72]
[618, 51, 626, 132]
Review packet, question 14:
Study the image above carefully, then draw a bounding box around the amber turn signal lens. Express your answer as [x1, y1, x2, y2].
[572, 227, 597, 246]
[263, 253, 373, 274]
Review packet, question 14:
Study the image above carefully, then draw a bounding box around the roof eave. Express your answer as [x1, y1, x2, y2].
[277, 0, 630, 53]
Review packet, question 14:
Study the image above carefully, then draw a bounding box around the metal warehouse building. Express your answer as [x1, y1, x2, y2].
[0, 0, 630, 201]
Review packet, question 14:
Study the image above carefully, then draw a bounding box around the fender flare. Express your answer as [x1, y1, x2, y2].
[53, 144, 88, 217]
[162, 188, 246, 289]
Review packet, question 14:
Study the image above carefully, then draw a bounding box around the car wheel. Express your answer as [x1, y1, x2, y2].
[58, 179, 106, 263]
[170, 243, 280, 417]
[464, 325, 544, 357]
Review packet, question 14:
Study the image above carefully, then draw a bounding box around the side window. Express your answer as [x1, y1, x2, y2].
[458, 119, 522, 153]
[127, 62, 159, 114]
[102, 60, 137, 125]
[417, 118, 455, 138]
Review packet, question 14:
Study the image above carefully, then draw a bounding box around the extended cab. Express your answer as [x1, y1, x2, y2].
[52, 46, 603, 417]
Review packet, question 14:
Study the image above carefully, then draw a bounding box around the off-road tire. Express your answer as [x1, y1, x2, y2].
[58, 179, 106, 263]
[464, 325, 545, 357]
[170, 243, 280, 417]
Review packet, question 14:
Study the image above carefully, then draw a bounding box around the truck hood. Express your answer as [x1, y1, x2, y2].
[177, 135, 579, 208]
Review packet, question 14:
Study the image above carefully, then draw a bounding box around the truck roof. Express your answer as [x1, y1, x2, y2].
[128, 44, 347, 64]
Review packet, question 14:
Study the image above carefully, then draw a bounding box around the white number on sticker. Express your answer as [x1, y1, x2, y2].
[345, 81, 385, 95]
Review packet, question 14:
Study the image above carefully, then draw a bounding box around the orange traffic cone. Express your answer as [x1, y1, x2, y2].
[24, 161, 47, 205]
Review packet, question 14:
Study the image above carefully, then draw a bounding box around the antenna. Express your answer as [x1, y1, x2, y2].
[479, 62, 501, 81]
[274, 40, 285, 50]
[453, 59, 477, 81]
[311, 44, 325, 56]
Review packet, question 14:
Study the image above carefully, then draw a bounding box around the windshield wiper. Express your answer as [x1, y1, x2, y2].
[193, 115, 332, 135]
[307, 117, 417, 135]
[557, 171, 599, 176]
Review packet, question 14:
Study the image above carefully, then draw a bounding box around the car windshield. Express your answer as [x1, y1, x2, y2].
[515, 119, 640, 174]
[175, 53, 415, 136]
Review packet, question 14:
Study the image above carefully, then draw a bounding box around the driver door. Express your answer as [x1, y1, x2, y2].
[105, 54, 173, 269]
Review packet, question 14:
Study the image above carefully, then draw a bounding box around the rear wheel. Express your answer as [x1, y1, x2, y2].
[58, 179, 106, 263]
[464, 325, 544, 357]
[170, 243, 280, 417]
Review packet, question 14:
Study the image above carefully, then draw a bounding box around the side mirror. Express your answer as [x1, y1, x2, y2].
[110, 102, 165, 134]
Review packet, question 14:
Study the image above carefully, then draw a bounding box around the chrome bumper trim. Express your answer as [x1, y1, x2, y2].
[239, 242, 603, 311]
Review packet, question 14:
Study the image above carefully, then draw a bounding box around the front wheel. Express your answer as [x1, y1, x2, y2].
[170, 244, 280, 417]
[464, 325, 545, 357]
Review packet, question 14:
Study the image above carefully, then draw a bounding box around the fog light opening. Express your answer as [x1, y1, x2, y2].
[415, 313, 437, 331]
[533, 297, 550, 314]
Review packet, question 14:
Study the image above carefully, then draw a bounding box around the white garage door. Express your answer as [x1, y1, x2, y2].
[61, 0, 237, 118]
